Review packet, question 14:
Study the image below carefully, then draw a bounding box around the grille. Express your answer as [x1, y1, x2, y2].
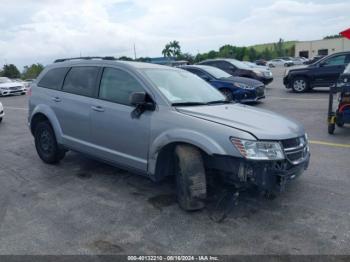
[282, 136, 308, 164]
[256, 86, 265, 96]
[9, 86, 21, 90]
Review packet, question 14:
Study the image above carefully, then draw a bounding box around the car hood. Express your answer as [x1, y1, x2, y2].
[223, 76, 264, 87]
[0, 82, 24, 88]
[285, 65, 310, 75]
[176, 103, 304, 140]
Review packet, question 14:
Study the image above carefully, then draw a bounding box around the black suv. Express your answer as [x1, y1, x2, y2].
[284, 51, 350, 93]
[198, 58, 273, 85]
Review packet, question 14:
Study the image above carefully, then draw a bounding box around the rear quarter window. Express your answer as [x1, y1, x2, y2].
[38, 67, 69, 90]
[62, 67, 100, 97]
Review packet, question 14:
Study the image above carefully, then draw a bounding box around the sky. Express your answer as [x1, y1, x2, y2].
[1, 0, 350, 70]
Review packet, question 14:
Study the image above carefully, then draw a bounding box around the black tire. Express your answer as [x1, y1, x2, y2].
[291, 77, 309, 93]
[21, 92, 25, 95]
[174, 145, 207, 211]
[284, 63, 288, 67]
[336, 114, 344, 127]
[220, 89, 233, 101]
[0, 117, 2, 123]
[34, 121, 65, 164]
[328, 123, 335, 135]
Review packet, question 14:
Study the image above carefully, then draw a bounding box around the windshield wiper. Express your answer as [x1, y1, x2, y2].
[206, 100, 232, 105]
[172, 102, 207, 106]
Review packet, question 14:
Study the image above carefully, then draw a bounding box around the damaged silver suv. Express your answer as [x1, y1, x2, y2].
[28, 57, 310, 211]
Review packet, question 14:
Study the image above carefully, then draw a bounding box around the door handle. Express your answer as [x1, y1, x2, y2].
[91, 105, 105, 112]
[51, 96, 61, 102]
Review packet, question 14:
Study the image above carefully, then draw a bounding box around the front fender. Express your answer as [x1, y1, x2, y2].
[148, 128, 228, 174]
[30, 104, 63, 144]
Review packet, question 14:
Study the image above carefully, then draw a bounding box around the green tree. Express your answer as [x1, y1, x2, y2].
[273, 38, 285, 57]
[1, 64, 21, 78]
[177, 53, 195, 64]
[162, 40, 181, 58]
[118, 56, 133, 61]
[22, 63, 44, 79]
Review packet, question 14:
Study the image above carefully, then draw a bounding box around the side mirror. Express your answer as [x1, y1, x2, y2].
[318, 61, 326, 67]
[130, 92, 146, 106]
[129, 92, 155, 118]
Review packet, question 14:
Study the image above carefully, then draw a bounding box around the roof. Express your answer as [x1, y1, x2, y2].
[50, 58, 175, 70]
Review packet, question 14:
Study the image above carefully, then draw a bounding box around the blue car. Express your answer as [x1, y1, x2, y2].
[181, 65, 265, 102]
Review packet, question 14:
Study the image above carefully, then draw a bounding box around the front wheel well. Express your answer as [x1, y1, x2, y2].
[30, 113, 50, 135]
[153, 142, 209, 182]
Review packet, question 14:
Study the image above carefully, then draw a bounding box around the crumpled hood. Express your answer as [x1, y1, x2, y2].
[176, 103, 304, 140]
[0, 82, 24, 88]
[226, 76, 264, 87]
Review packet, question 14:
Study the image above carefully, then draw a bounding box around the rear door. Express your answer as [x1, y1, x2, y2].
[313, 54, 350, 86]
[90, 67, 152, 172]
[54, 66, 101, 150]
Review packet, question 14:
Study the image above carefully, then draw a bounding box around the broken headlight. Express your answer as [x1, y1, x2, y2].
[231, 138, 285, 160]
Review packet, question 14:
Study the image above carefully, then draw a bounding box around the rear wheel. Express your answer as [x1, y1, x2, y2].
[291, 77, 309, 93]
[34, 121, 65, 164]
[220, 89, 233, 101]
[174, 145, 207, 211]
[0, 117, 2, 123]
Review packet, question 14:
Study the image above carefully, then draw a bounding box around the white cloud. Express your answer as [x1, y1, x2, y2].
[0, 0, 350, 69]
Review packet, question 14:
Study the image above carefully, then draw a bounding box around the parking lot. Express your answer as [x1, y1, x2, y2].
[0, 67, 349, 255]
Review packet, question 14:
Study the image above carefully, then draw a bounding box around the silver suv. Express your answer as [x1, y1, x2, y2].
[28, 57, 310, 211]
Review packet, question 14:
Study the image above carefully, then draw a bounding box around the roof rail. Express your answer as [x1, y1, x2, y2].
[54, 56, 117, 63]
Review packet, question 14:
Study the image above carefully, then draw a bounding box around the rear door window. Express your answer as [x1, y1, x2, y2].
[62, 67, 100, 97]
[38, 67, 69, 90]
[98, 67, 144, 105]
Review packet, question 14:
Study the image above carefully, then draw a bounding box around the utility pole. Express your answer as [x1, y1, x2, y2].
[133, 44, 137, 60]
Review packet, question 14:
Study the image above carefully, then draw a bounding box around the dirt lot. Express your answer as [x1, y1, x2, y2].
[0, 67, 349, 255]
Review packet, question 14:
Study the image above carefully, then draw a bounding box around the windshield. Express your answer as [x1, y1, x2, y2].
[142, 69, 226, 104]
[344, 63, 350, 74]
[200, 66, 232, 79]
[226, 59, 251, 69]
[0, 77, 12, 84]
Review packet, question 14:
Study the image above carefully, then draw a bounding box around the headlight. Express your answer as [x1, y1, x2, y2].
[233, 82, 254, 90]
[253, 70, 263, 77]
[231, 138, 285, 160]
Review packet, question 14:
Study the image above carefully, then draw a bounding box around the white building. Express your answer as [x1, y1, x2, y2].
[295, 37, 350, 58]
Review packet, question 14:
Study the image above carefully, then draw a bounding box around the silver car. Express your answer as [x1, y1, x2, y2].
[28, 58, 310, 211]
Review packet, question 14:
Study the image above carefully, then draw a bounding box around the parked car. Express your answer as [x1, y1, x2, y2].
[29, 57, 310, 211]
[284, 51, 350, 93]
[304, 55, 325, 65]
[0, 102, 4, 122]
[291, 57, 305, 65]
[266, 58, 294, 68]
[198, 58, 273, 85]
[0, 77, 26, 96]
[243, 61, 271, 71]
[254, 59, 267, 66]
[181, 65, 265, 102]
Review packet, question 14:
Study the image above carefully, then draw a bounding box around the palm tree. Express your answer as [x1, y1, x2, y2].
[162, 44, 172, 57]
[162, 40, 181, 58]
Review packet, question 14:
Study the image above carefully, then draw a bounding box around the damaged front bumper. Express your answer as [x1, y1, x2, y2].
[207, 152, 310, 192]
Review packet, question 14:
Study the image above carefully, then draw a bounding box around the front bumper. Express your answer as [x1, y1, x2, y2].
[283, 76, 290, 88]
[235, 86, 265, 103]
[257, 76, 273, 85]
[208, 152, 310, 192]
[0, 89, 25, 96]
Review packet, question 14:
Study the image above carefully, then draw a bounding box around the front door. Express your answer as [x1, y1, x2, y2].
[313, 54, 350, 86]
[90, 67, 151, 172]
